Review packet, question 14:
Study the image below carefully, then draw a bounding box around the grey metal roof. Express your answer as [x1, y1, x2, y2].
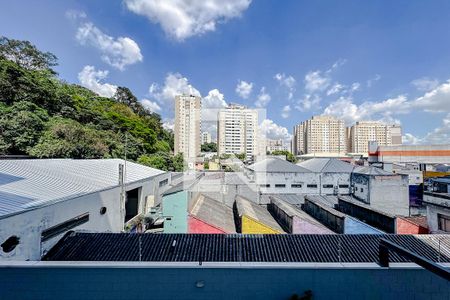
[353, 166, 394, 176]
[269, 196, 333, 233]
[44, 232, 450, 263]
[247, 157, 311, 173]
[235, 195, 285, 232]
[0, 159, 165, 218]
[261, 193, 306, 205]
[304, 195, 345, 217]
[304, 195, 339, 207]
[297, 158, 355, 173]
[190, 194, 236, 233]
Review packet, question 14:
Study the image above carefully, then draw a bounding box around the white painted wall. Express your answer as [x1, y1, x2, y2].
[0, 173, 170, 261]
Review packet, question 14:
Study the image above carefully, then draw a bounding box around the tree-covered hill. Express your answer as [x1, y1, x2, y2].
[0, 36, 182, 171]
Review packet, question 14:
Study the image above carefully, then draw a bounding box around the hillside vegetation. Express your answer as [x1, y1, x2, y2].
[0, 36, 183, 171]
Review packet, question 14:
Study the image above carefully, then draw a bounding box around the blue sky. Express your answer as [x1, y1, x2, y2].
[1, 0, 450, 144]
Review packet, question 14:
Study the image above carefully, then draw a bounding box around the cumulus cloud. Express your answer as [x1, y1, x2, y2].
[124, 0, 252, 41]
[295, 94, 321, 112]
[235, 80, 253, 99]
[149, 72, 201, 107]
[77, 65, 117, 97]
[304, 70, 330, 93]
[403, 114, 450, 145]
[140, 99, 161, 112]
[162, 118, 174, 131]
[202, 89, 228, 138]
[327, 83, 344, 96]
[411, 80, 450, 113]
[411, 77, 439, 92]
[274, 73, 296, 99]
[281, 105, 291, 119]
[76, 22, 143, 70]
[255, 87, 271, 108]
[259, 119, 292, 143]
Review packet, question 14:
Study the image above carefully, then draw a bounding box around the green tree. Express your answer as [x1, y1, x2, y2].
[235, 153, 246, 161]
[30, 118, 113, 158]
[0, 36, 58, 72]
[0, 101, 49, 154]
[271, 150, 297, 163]
[138, 152, 184, 172]
[201, 142, 217, 152]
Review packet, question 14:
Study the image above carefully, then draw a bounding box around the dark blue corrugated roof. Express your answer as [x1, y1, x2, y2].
[43, 232, 450, 263]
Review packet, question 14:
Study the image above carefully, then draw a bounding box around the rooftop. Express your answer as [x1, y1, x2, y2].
[44, 232, 450, 263]
[0, 159, 165, 219]
[297, 158, 355, 173]
[190, 194, 236, 233]
[235, 195, 285, 232]
[353, 166, 394, 176]
[247, 157, 310, 173]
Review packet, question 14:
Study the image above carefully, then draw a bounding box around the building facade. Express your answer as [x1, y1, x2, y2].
[423, 177, 450, 233]
[349, 121, 402, 154]
[217, 104, 259, 159]
[201, 131, 212, 145]
[266, 139, 289, 153]
[293, 116, 346, 155]
[174, 95, 201, 165]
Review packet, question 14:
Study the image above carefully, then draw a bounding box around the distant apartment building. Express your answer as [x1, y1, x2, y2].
[174, 95, 201, 165]
[292, 115, 346, 155]
[217, 104, 258, 159]
[349, 121, 402, 154]
[266, 139, 289, 153]
[201, 132, 212, 145]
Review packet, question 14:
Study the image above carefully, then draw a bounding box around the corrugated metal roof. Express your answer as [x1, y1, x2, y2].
[304, 195, 339, 207]
[0, 159, 165, 218]
[269, 196, 333, 232]
[235, 195, 285, 232]
[247, 157, 311, 173]
[297, 158, 355, 173]
[304, 195, 345, 218]
[261, 194, 306, 205]
[190, 194, 236, 233]
[353, 166, 394, 176]
[43, 232, 450, 263]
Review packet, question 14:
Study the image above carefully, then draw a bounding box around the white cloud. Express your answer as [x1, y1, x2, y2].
[77, 65, 118, 97]
[304, 70, 330, 93]
[411, 77, 439, 92]
[149, 72, 201, 107]
[202, 89, 228, 139]
[140, 99, 161, 112]
[255, 87, 271, 108]
[403, 114, 450, 145]
[76, 22, 143, 70]
[295, 94, 321, 112]
[281, 105, 291, 119]
[259, 119, 292, 143]
[367, 74, 381, 88]
[162, 118, 174, 131]
[124, 0, 252, 41]
[351, 82, 361, 92]
[65, 10, 87, 21]
[322, 95, 409, 125]
[411, 80, 450, 113]
[326, 83, 344, 96]
[235, 80, 253, 99]
[274, 73, 296, 99]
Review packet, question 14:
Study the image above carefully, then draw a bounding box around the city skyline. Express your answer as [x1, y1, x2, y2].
[2, 1, 450, 146]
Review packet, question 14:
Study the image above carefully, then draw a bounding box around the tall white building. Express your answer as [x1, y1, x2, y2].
[266, 139, 289, 153]
[349, 121, 402, 154]
[201, 132, 212, 145]
[293, 116, 346, 155]
[217, 104, 259, 159]
[174, 95, 201, 165]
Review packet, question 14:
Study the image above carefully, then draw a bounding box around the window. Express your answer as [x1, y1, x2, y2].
[438, 214, 450, 232]
[159, 179, 169, 187]
[323, 184, 334, 188]
[259, 184, 270, 188]
[307, 184, 317, 188]
[100, 207, 107, 215]
[275, 184, 286, 188]
[291, 184, 302, 188]
[339, 184, 349, 189]
[1, 236, 19, 253]
[360, 187, 364, 192]
[41, 213, 89, 242]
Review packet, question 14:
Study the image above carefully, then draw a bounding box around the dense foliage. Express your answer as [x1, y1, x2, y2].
[0, 36, 182, 170]
[201, 142, 217, 152]
[270, 150, 297, 163]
